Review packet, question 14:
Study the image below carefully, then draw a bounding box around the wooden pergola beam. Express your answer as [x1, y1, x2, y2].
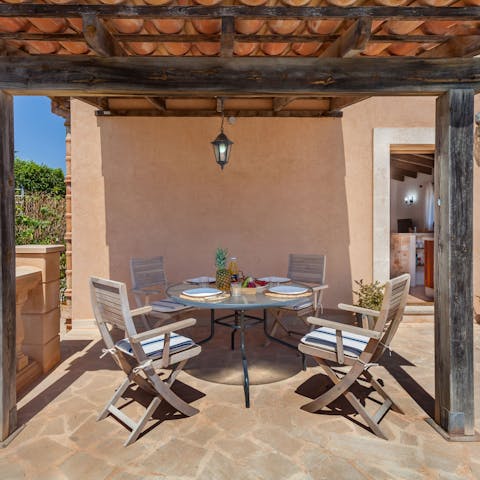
[421, 35, 480, 58]
[145, 97, 166, 111]
[0, 56, 480, 96]
[0, 32, 478, 44]
[220, 16, 234, 57]
[95, 108, 343, 118]
[431, 89, 478, 440]
[0, 5, 479, 21]
[320, 18, 371, 58]
[0, 90, 16, 444]
[329, 95, 369, 110]
[272, 97, 296, 112]
[82, 13, 126, 57]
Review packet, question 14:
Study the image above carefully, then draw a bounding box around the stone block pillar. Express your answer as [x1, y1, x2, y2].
[15, 245, 65, 374]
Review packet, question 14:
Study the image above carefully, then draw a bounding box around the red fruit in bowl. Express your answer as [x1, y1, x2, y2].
[255, 279, 267, 286]
[247, 282, 256, 288]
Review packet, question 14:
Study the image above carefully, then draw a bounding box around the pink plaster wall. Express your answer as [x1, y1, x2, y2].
[71, 96, 480, 321]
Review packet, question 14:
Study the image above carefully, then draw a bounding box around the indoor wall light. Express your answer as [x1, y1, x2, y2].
[404, 195, 416, 205]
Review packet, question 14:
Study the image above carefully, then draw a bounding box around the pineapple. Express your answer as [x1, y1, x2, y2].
[215, 247, 230, 292]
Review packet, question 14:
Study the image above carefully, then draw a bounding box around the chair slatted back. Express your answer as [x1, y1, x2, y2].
[370, 273, 410, 362]
[130, 256, 167, 290]
[90, 277, 137, 348]
[288, 254, 326, 284]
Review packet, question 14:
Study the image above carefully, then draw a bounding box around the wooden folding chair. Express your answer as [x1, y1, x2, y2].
[90, 276, 202, 446]
[298, 273, 410, 439]
[269, 254, 328, 338]
[130, 256, 194, 329]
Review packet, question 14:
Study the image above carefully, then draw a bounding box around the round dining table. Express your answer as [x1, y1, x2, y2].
[166, 282, 312, 408]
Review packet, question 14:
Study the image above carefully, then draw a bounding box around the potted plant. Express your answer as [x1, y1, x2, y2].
[353, 279, 384, 327]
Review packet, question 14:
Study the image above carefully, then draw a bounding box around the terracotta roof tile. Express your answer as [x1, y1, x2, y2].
[0, 0, 478, 58]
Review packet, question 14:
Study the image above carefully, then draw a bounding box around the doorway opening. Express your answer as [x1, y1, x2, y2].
[389, 147, 434, 303]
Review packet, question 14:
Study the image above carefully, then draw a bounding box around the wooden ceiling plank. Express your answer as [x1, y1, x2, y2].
[391, 171, 405, 182]
[391, 153, 434, 167]
[0, 5, 479, 21]
[220, 16, 234, 57]
[392, 166, 418, 178]
[1, 56, 480, 96]
[392, 159, 433, 175]
[82, 13, 126, 57]
[321, 18, 372, 58]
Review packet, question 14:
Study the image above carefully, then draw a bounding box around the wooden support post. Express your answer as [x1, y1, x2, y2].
[430, 89, 478, 440]
[0, 90, 16, 443]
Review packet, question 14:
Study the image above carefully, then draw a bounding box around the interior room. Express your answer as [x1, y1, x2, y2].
[389, 150, 435, 301]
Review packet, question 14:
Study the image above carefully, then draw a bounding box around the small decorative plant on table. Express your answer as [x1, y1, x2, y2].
[215, 247, 230, 292]
[353, 279, 384, 327]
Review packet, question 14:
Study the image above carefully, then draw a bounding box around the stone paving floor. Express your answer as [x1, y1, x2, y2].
[1, 310, 480, 480]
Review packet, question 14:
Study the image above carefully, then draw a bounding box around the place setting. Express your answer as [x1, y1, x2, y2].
[179, 286, 230, 303]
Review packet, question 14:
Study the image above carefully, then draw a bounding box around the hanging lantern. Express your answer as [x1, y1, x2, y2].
[211, 99, 233, 170]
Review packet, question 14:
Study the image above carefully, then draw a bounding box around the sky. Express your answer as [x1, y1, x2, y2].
[14, 96, 66, 172]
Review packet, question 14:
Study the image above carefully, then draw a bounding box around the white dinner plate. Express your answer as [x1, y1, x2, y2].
[185, 276, 216, 284]
[258, 276, 291, 283]
[182, 287, 222, 298]
[268, 285, 308, 295]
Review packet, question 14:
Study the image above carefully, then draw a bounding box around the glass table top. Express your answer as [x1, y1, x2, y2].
[166, 282, 313, 310]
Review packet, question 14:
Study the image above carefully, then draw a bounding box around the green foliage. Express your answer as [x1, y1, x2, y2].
[14, 158, 65, 196]
[215, 247, 228, 269]
[16, 192, 66, 301]
[353, 279, 384, 311]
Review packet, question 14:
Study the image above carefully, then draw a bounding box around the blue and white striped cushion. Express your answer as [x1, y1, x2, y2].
[301, 327, 369, 358]
[116, 332, 195, 358]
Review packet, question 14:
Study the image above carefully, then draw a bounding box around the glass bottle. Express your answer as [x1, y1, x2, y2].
[228, 257, 239, 282]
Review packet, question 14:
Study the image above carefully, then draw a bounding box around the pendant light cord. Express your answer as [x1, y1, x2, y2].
[220, 98, 225, 134]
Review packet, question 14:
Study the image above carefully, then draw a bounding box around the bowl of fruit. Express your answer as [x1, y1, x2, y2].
[239, 276, 268, 294]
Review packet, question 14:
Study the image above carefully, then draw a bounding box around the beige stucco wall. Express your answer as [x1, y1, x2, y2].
[71, 96, 480, 322]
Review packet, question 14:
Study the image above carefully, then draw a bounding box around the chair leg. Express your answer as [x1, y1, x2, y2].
[342, 390, 389, 440]
[166, 360, 187, 386]
[362, 369, 404, 415]
[265, 310, 290, 346]
[302, 359, 393, 439]
[97, 377, 131, 421]
[302, 358, 364, 413]
[146, 366, 199, 417]
[124, 397, 162, 447]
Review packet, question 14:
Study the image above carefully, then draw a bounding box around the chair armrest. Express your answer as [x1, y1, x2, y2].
[306, 316, 381, 339]
[130, 306, 152, 317]
[311, 284, 329, 292]
[131, 318, 197, 343]
[338, 303, 381, 317]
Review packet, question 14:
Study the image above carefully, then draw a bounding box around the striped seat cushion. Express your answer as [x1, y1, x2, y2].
[301, 327, 369, 358]
[151, 299, 191, 313]
[116, 332, 195, 359]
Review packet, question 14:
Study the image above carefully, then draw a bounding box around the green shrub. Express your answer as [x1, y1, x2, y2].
[353, 279, 384, 311]
[16, 192, 66, 300]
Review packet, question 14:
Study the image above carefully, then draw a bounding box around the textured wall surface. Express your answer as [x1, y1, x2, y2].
[71, 97, 480, 321]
